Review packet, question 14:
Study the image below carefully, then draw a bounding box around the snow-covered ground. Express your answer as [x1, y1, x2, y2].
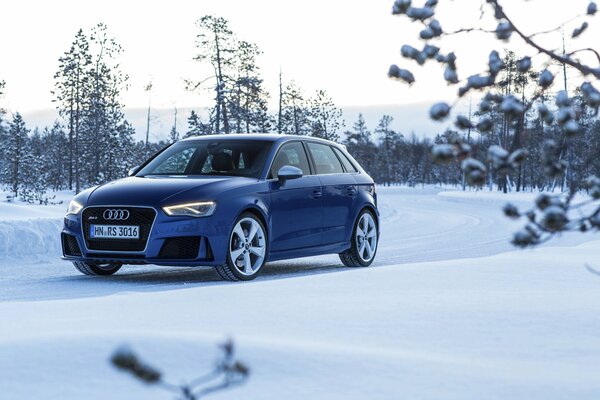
[1, 186, 599, 399]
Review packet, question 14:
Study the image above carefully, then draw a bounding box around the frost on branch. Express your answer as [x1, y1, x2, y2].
[459, 74, 495, 96]
[581, 82, 600, 114]
[540, 206, 569, 232]
[429, 102, 450, 120]
[555, 91, 580, 136]
[421, 19, 443, 39]
[444, 67, 458, 84]
[431, 143, 456, 163]
[495, 21, 513, 40]
[406, 6, 435, 21]
[538, 69, 554, 88]
[461, 157, 487, 186]
[587, 176, 600, 199]
[455, 115, 472, 130]
[512, 226, 540, 248]
[388, 65, 415, 84]
[499, 95, 525, 117]
[516, 56, 531, 73]
[538, 104, 554, 124]
[388, 0, 600, 248]
[476, 116, 493, 132]
[503, 203, 520, 219]
[392, 0, 411, 15]
[488, 50, 504, 76]
[401, 44, 439, 65]
[488, 145, 509, 169]
[111, 339, 250, 399]
[572, 22, 589, 38]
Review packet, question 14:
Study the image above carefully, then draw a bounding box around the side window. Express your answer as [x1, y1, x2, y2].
[270, 142, 311, 178]
[307, 142, 344, 175]
[333, 147, 358, 173]
[153, 147, 196, 174]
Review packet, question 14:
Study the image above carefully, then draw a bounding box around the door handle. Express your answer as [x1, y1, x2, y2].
[346, 186, 357, 196]
[311, 189, 322, 199]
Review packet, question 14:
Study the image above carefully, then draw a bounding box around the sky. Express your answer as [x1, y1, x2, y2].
[0, 0, 598, 137]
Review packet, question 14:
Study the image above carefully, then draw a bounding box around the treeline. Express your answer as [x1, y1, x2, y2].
[1, 21, 600, 203]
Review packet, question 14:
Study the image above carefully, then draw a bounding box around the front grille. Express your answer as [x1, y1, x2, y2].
[62, 233, 82, 256]
[82, 207, 156, 252]
[158, 236, 201, 259]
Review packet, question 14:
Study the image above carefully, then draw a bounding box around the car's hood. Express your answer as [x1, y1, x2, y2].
[85, 176, 256, 206]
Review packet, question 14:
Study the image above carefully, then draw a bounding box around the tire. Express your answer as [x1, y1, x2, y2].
[73, 261, 122, 276]
[339, 209, 378, 267]
[216, 212, 268, 281]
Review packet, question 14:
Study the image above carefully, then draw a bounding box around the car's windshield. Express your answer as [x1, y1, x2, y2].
[137, 139, 273, 178]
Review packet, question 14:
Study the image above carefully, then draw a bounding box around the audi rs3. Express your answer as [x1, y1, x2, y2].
[61, 134, 379, 281]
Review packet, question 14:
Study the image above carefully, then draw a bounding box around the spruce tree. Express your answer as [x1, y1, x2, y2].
[52, 29, 91, 192]
[4, 113, 30, 197]
[308, 90, 344, 142]
[189, 16, 238, 134]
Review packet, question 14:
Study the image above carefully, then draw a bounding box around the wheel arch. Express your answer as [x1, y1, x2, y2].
[347, 203, 380, 242]
[235, 206, 269, 236]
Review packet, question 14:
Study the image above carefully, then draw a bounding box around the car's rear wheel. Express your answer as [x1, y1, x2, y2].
[216, 213, 268, 281]
[73, 261, 122, 276]
[339, 209, 378, 267]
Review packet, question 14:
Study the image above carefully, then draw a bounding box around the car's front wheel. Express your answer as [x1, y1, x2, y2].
[216, 212, 268, 281]
[73, 261, 122, 276]
[339, 209, 378, 267]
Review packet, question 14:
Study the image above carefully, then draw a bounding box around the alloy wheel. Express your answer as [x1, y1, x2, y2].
[355, 212, 377, 262]
[229, 217, 266, 276]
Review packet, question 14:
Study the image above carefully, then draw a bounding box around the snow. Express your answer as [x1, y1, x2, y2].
[1, 186, 600, 399]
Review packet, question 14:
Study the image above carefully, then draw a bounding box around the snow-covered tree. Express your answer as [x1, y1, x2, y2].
[52, 29, 91, 191]
[2, 113, 29, 197]
[53, 24, 134, 192]
[343, 114, 376, 174]
[280, 81, 311, 135]
[308, 89, 344, 142]
[188, 15, 238, 134]
[185, 110, 212, 137]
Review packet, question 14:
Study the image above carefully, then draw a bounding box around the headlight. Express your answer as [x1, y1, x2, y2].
[162, 201, 216, 217]
[67, 200, 83, 215]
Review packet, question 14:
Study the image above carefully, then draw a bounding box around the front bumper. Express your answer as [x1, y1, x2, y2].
[61, 207, 230, 266]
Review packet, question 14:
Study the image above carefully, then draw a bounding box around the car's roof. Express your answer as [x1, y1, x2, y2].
[180, 133, 342, 147]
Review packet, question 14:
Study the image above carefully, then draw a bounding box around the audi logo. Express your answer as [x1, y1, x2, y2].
[103, 209, 130, 220]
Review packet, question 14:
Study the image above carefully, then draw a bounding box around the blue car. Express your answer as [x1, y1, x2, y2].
[61, 134, 379, 280]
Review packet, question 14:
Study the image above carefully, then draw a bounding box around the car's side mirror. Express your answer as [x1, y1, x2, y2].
[277, 165, 303, 182]
[128, 166, 140, 176]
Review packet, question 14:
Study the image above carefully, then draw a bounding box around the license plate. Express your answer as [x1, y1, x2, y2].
[90, 225, 140, 239]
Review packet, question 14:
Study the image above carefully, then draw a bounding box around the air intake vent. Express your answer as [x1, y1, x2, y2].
[158, 236, 201, 259]
[62, 233, 82, 256]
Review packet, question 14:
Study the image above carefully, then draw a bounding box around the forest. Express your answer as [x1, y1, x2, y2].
[1, 16, 599, 203]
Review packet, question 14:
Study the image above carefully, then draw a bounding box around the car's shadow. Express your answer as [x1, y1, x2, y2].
[7, 256, 354, 302]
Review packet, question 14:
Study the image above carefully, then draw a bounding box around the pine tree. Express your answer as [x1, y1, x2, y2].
[308, 90, 344, 142]
[280, 81, 310, 135]
[376, 115, 403, 186]
[185, 110, 212, 137]
[42, 122, 70, 191]
[344, 114, 376, 174]
[189, 15, 238, 134]
[52, 29, 91, 192]
[3, 113, 30, 197]
[230, 40, 272, 133]
[53, 24, 133, 191]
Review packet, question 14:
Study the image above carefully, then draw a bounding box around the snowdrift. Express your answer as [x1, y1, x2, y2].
[0, 218, 62, 258]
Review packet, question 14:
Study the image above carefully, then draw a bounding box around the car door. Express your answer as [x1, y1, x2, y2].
[306, 142, 358, 245]
[269, 141, 323, 252]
